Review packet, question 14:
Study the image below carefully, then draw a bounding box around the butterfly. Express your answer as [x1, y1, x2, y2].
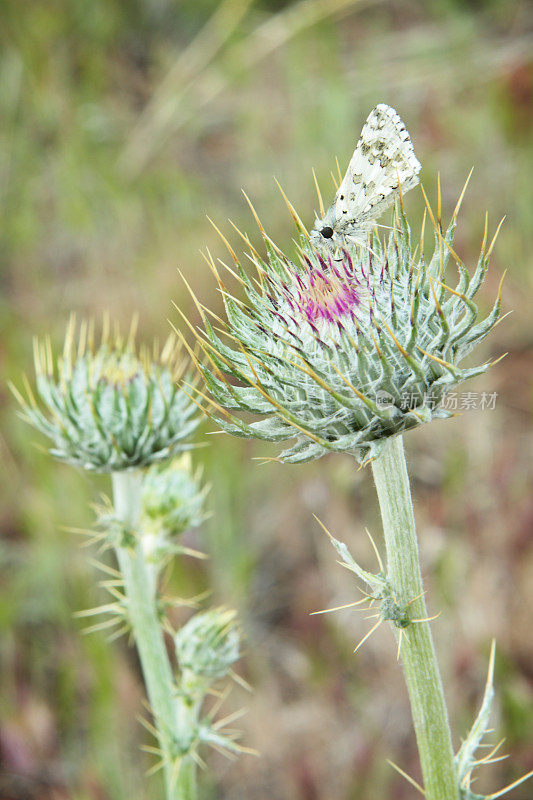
[310, 104, 421, 249]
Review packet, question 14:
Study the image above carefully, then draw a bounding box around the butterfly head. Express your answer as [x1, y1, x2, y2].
[310, 225, 335, 250]
[310, 215, 368, 255]
[310, 208, 342, 250]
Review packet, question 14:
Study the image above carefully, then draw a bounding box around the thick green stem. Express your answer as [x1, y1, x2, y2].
[371, 436, 458, 800]
[111, 470, 197, 800]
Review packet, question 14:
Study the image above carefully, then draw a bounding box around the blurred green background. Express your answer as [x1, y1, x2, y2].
[1, 0, 532, 798]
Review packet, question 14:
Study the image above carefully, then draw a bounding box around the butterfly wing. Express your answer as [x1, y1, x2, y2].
[312, 105, 421, 244]
[334, 104, 421, 227]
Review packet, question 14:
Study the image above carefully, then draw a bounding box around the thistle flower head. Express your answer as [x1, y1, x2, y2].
[175, 608, 240, 683]
[184, 180, 504, 463]
[13, 316, 200, 472]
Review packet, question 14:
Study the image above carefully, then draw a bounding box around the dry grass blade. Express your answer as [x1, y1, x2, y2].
[120, 0, 254, 173]
[120, 0, 371, 175]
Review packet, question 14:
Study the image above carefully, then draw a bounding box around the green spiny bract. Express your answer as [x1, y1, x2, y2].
[175, 608, 240, 684]
[323, 526, 415, 630]
[455, 642, 533, 800]
[188, 185, 503, 464]
[13, 317, 200, 472]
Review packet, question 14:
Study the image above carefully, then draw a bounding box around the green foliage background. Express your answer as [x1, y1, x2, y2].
[1, 1, 532, 798]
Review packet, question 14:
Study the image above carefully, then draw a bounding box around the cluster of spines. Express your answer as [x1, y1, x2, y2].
[138, 689, 256, 786]
[32, 314, 189, 388]
[310, 517, 440, 661]
[69, 503, 208, 640]
[71, 515, 255, 778]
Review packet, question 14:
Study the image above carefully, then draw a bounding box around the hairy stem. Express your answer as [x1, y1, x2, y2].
[112, 470, 197, 800]
[371, 436, 458, 800]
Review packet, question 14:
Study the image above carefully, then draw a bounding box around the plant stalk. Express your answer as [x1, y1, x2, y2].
[371, 436, 458, 800]
[112, 470, 197, 800]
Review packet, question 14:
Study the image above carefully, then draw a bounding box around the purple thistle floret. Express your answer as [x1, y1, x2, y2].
[283, 251, 368, 328]
[298, 253, 362, 323]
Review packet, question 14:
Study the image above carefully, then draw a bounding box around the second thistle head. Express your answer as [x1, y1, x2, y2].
[12, 316, 201, 472]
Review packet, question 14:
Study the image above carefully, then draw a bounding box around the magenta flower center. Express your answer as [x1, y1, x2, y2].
[295, 256, 364, 325]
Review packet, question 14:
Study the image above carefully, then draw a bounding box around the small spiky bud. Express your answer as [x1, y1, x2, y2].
[12, 316, 200, 472]
[141, 454, 208, 538]
[185, 183, 503, 463]
[138, 454, 209, 569]
[175, 608, 240, 684]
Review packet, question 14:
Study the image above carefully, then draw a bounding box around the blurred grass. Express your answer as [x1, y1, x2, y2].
[1, 0, 533, 798]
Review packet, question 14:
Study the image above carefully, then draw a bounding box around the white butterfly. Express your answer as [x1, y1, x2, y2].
[310, 104, 421, 248]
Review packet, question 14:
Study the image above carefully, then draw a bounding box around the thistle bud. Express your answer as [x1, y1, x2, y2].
[137, 454, 208, 570]
[186, 185, 503, 463]
[141, 454, 208, 538]
[175, 608, 240, 683]
[13, 317, 200, 472]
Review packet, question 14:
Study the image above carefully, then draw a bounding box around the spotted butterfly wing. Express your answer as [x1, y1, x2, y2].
[312, 104, 421, 247]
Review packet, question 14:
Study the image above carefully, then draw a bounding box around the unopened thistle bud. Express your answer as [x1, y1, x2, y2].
[183, 182, 504, 463]
[175, 608, 240, 683]
[13, 316, 200, 472]
[141, 454, 208, 538]
[137, 454, 209, 570]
